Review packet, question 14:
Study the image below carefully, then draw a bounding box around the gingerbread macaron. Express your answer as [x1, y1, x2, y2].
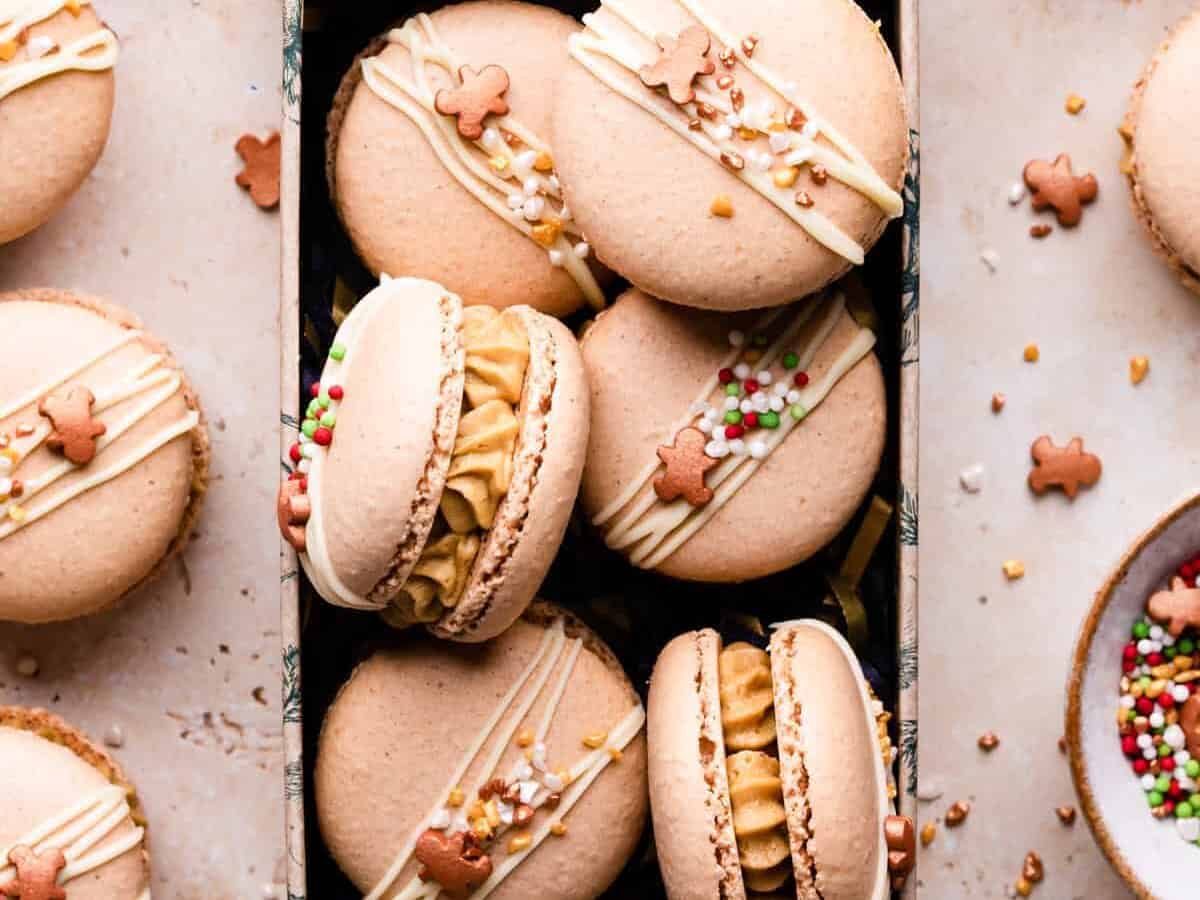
[647, 622, 907, 899]
[1123, 8, 1200, 293]
[328, 0, 607, 318]
[0, 289, 209, 623]
[281, 277, 589, 642]
[0, 1, 119, 245]
[579, 284, 885, 581]
[0, 706, 150, 899]
[315, 602, 648, 900]
[553, 0, 907, 311]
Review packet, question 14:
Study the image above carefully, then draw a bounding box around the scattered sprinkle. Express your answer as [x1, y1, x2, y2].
[1130, 355, 1150, 385]
[920, 822, 937, 846]
[959, 463, 984, 494]
[978, 731, 1001, 752]
[1023, 344, 1040, 363]
[582, 731, 608, 749]
[710, 195, 734, 218]
[15, 654, 38, 677]
[1008, 182, 1028, 206]
[103, 724, 125, 748]
[980, 247, 1000, 273]
[944, 800, 970, 828]
[508, 834, 532, 853]
[1030, 224, 1053, 239]
[549, 821, 567, 836]
[1065, 93, 1086, 115]
[1055, 805, 1076, 826]
[447, 788, 465, 808]
[1003, 560, 1026, 581]
[992, 392, 1007, 413]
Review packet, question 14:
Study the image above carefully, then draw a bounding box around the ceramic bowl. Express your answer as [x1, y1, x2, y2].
[1066, 492, 1200, 899]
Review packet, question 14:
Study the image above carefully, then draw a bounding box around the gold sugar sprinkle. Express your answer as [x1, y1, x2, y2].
[737, 126, 757, 141]
[773, 166, 799, 189]
[447, 788, 465, 807]
[1016, 879, 1033, 897]
[582, 732, 608, 750]
[1065, 93, 1086, 115]
[7, 505, 25, 523]
[65, 0, 83, 14]
[710, 195, 734, 218]
[1023, 344, 1040, 363]
[977, 731, 1000, 752]
[1130, 355, 1150, 385]
[488, 155, 509, 172]
[550, 821, 567, 837]
[920, 822, 937, 846]
[534, 151, 554, 173]
[532, 220, 562, 247]
[1003, 560, 1025, 581]
[0, 41, 18, 62]
[608, 747, 623, 762]
[516, 730, 534, 748]
[991, 392, 1006, 413]
[508, 834, 532, 853]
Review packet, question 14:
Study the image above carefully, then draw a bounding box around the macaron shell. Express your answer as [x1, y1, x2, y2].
[552, 0, 907, 311]
[329, 0, 598, 317]
[769, 621, 889, 900]
[1126, 9, 1200, 289]
[0, 6, 115, 245]
[315, 604, 648, 900]
[579, 288, 885, 581]
[0, 290, 208, 623]
[0, 708, 148, 899]
[433, 309, 590, 642]
[306, 278, 464, 604]
[647, 629, 745, 900]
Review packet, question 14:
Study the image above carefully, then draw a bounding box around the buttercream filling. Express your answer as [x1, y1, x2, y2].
[388, 306, 529, 626]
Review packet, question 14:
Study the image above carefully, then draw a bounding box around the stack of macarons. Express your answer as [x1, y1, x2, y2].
[295, 0, 911, 896]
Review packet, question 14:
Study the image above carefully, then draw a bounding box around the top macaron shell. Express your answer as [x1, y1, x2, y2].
[0, 709, 149, 899]
[1126, 9, 1200, 291]
[552, 0, 908, 311]
[315, 604, 649, 900]
[0, 4, 115, 245]
[0, 291, 207, 623]
[329, 0, 600, 318]
[579, 287, 885, 581]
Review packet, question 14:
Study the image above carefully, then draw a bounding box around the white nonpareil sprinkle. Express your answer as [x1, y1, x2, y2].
[697, 418, 713, 434]
[1137, 734, 1153, 749]
[739, 398, 754, 414]
[690, 401, 708, 414]
[729, 439, 746, 456]
[958, 463, 984, 494]
[725, 113, 742, 129]
[513, 149, 538, 175]
[519, 780, 538, 804]
[522, 176, 540, 197]
[1137, 638, 1155, 656]
[26, 35, 56, 58]
[715, 124, 733, 140]
[506, 193, 524, 210]
[103, 724, 125, 748]
[756, 370, 772, 385]
[801, 120, 820, 140]
[772, 381, 789, 397]
[530, 744, 548, 771]
[769, 131, 792, 154]
[0, 478, 10, 497]
[543, 772, 565, 792]
[704, 408, 720, 422]
[769, 396, 784, 412]
[1008, 181, 1027, 205]
[297, 459, 311, 474]
[523, 196, 545, 221]
[1149, 710, 1165, 729]
[733, 363, 751, 380]
[1163, 633, 1176, 647]
[1173, 685, 1191, 703]
[1119, 694, 1135, 708]
[979, 248, 1000, 273]
[1144, 746, 1158, 760]
[547, 249, 565, 267]
[15, 654, 38, 677]
[915, 779, 944, 802]
[786, 389, 801, 404]
[724, 396, 739, 412]
[573, 242, 590, 259]
[498, 801, 514, 825]
[1176, 750, 1192, 766]
[1141, 773, 1157, 790]
[1179, 818, 1200, 843]
[482, 128, 500, 149]
[430, 808, 452, 830]
[728, 330, 745, 347]
[752, 394, 770, 414]
[752, 151, 772, 172]
[1149, 625, 1164, 641]
[705, 440, 730, 459]
[1164, 724, 1187, 750]
[749, 440, 767, 459]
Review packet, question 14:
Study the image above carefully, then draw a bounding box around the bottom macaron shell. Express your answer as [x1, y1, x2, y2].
[0, 7, 115, 245]
[0, 708, 149, 900]
[580, 288, 885, 582]
[432, 310, 590, 643]
[0, 290, 208, 623]
[315, 604, 648, 900]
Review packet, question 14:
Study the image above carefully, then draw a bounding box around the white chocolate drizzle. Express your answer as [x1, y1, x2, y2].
[592, 291, 875, 569]
[0, 0, 119, 103]
[0, 784, 150, 898]
[567, 0, 902, 264]
[0, 329, 200, 540]
[365, 616, 646, 900]
[359, 14, 605, 310]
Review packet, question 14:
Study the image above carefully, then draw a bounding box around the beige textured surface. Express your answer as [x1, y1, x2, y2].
[314, 604, 648, 900]
[331, 0, 598, 318]
[0, 5, 114, 245]
[552, 0, 907, 311]
[1126, 9, 1200, 288]
[0, 1, 284, 895]
[920, 2, 1200, 896]
[0, 292, 205, 624]
[578, 287, 885, 581]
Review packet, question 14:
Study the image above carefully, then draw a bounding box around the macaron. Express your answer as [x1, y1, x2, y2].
[647, 622, 911, 900]
[282, 277, 589, 643]
[0, 1, 119, 245]
[0, 289, 209, 623]
[552, 0, 907, 311]
[1122, 9, 1200, 294]
[578, 284, 885, 581]
[314, 601, 648, 900]
[0, 706, 150, 899]
[328, 0, 607, 318]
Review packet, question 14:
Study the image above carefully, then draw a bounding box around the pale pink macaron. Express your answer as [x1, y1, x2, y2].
[0, 289, 209, 624]
[1122, 9, 1200, 294]
[647, 621, 909, 900]
[281, 277, 590, 642]
[328, 0, 610, 318]
[0, 1, 119, 245]
[578, 284, 885, 582]
[315, 601, 648, 900]
[552, 0, 908, 311]
[0, 706, 150, 899]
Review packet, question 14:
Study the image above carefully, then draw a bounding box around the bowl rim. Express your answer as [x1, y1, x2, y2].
[1065, 491, 1200, 900]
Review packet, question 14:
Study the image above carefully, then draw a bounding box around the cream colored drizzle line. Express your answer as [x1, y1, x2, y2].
[360, 14, 605, 310]
[567, 0, 901, 264]
[299, 283, 393, 611]
[0, 0, 119, 102]
[0, 330, 199, 540]
[593, 292, 875, 570]
[0, 784, 151, 899]
[366, 616, 646, 900]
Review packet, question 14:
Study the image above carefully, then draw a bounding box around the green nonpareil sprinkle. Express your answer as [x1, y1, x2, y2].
[330, 343, 347, 361]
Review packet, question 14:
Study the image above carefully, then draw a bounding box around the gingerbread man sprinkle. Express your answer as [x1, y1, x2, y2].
[654, 427, 718, 507]
[1147, 577, 1200, 638]
[38, 386, 106, 465]
[277, 479, 311, 553]
[1023, 154, 1098, 227]
[435, 65, 511, 141]
[234, 132, 281, 210]
[1027, 436, 1101, 499]
[414, 829, 493, 899]
[0, 845, 67, 900]
[639, 25, 716, 105]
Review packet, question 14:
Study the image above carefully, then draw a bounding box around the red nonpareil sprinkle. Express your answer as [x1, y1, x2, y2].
[1122, 735, 1138, 756]
[1123, 644, 1138, 661]
[743, 412, 759, 429]
[1159, 693, 1175, 709]
[725, 425, 744, 440]
[313, 427, 333, 446]
[328, 385, 345, 400]
[718, 368, 734, 384]
[743, 379, 760, 394]
[289, 443, 302, 463]
[310, 382, 321, 398]
[1162, 757, 1177, 772]
[1133, 758, 1149, 774]
[794, 372, 810, 387]
[1147, 652, 1164, 666]
[299, 477, 308, 492]
[1136, 697, 1154, 716]
[1123, 660, 1137, 674]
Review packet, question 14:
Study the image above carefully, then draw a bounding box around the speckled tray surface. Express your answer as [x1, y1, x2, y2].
[277, 1, 919, 896]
